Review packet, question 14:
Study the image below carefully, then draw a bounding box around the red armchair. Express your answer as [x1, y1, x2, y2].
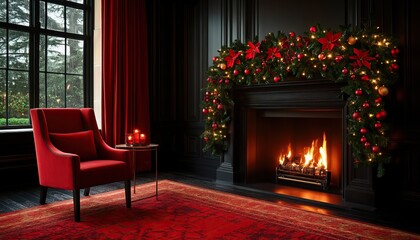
[30, 108, 132, 222]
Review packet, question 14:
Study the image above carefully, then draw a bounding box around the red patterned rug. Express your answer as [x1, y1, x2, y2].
[0, 180, 418, 240]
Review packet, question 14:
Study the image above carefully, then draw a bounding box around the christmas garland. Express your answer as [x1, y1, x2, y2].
[201, 25, 399, 177]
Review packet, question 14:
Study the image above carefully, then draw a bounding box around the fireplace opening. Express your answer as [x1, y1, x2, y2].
[245, 108, 342, 196]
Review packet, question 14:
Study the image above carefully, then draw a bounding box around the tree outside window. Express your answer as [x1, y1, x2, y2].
[0, 0, 92, 127]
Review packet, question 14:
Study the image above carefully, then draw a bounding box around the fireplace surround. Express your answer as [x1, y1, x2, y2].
[216, 79, 378, 210]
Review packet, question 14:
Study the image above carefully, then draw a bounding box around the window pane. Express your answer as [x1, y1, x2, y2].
[46, 73, 65, 107]
[8, 0, 30, 26]
[67, 0, 84, 4]
[8, 70, 29, 125]
[0, 28, 6, 68]
[39, 1, 46, 29]
[8, 30, 29, 70]
[0, 0, 6, 22]
[67, 39, 83, 74]
[47, 36, 65, 73]
[66, 7, 84, 34]
[66, 75, 83, 107]
[39, 35, 46, 71]
[47, 3, 64, 32]
[0, 70, 5, 125]
[39, 72, 46, 108]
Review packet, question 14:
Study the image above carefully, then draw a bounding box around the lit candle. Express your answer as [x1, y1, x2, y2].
[126, 134, 133, 146]
[140, 133, 146, 145]
[133, 129, 140, 145]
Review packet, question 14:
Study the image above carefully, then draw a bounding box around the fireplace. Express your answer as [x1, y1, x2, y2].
[250, 108, 340, 191]
[217, 79, 379, 209]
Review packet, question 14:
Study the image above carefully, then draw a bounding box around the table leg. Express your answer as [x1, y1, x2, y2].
[155, 149, 158, 200]
[133, 151, 136, 194]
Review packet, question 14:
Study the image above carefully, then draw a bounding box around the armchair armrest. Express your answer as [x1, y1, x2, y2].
[36, 139, 81, 190]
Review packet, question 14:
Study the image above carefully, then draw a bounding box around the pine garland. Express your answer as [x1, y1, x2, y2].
[201, 25, 399, 177]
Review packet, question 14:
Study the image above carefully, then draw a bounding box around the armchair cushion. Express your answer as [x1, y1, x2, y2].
[49, 130, 98, 161]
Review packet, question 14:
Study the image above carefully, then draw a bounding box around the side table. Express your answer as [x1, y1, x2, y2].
[115, 143, 159, 200]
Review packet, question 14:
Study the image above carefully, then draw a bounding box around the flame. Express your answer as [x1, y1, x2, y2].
[278, 143, 292, 165]
[278, 132, 328, 170]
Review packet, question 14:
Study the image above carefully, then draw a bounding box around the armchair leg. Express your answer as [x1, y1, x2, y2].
[125, 180, 131, 208]
[40, 186, 48, 205]
[83, 187, 90, 196]
[73, 190, 81, 222]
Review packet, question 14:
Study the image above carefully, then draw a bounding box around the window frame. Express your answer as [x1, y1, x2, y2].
[0, 0, 94, 129]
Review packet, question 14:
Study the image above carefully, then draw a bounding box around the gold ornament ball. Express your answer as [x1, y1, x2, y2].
[378, 86, 389, 96]
[219, 63, 227, 70]
[318, 53, 326, 61]
[348, 36, 356, 45]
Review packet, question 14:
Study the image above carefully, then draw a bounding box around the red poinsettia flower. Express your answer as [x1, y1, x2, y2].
[245, 42, 261, 60]
[349, 48, 376, 69]
[266, 47, 282, 61]
[224, 50, 241, 68]
[318, 31, 342, 51]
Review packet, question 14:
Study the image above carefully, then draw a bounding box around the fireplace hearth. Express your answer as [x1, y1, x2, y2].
[216, 79, 379, 210]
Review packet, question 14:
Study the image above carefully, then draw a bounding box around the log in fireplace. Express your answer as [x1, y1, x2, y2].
[216, 79, 379, 210]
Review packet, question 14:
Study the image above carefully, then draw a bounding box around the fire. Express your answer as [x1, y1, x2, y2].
[278, 132, 328, 171]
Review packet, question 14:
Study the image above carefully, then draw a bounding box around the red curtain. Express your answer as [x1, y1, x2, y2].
[101, 0, 150, 170]
[101, 0, 149, 145]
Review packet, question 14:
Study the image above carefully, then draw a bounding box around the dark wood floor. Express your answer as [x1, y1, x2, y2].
[1, 171, 419, 236]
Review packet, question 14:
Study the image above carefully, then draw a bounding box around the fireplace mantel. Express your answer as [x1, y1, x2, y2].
[216, 79, 378, 210]
[232, 79, 346, 108]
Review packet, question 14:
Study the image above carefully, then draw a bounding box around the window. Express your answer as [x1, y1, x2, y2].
[0, 0, 93, 128]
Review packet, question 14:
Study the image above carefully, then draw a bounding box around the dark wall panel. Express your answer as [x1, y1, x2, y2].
[256, 0, 346, 38]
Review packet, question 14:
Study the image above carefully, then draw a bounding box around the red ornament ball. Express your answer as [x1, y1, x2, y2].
[212, 123, 218, 129]
[289, 32, 295, 38]
[362, 101, 370, 109]
[342, 68, 348, 75]
[297, 53, 304, 60]
[360, 136, 367, 143]
[212, 57, 218, 62]
[225, 79, 230, 85]
[203, 137, 209, 142]
[202, 108, 208, 114]
[360, 128, 367, 134]
[352, 112, 361, 120]
[335, 55, 343, 62]
[374, 122, 382, 129]
[372, 145, 380, 153]
[364, 142, 371, 148]
[309, 26, 317, 33]
[355, 89, 363, 96]
[391, 63, 399, 71]
[255, 68, 261, 73]
[375, 97, 383, 104]
[391, 48, 400, 56]
[233, 69, 239, 76]
[274, 76, 281, 82]
[244, 69, 250, 75]
[217, 104, 223, 110]
[376, 110, 387, 120]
